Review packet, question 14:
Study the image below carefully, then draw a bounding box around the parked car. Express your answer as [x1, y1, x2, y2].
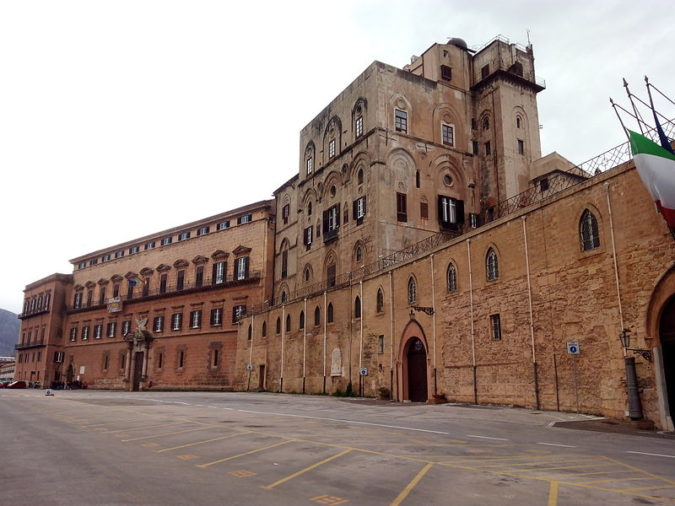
[0, 381, 10, 388]
[7, 381, 27, 389]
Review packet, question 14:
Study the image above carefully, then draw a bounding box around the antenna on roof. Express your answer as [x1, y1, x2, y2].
[526, 29, 531, 46]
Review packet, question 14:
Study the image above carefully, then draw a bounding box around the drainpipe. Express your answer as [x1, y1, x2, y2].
[430, 254, 438, 395]
[522, 216, 540, 410]
[359, 281, 364, 396]
[467, 239, 477, 404]
[606, 182, 642, 419]
[247, 314, 254, 391]
[389, 271, 395, 400]
[280, 304, 285, 393]
[302, 298, 307, 394]
[323, 291, 327, 394]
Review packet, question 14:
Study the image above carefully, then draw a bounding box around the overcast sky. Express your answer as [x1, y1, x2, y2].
[1, 0, 673, 314]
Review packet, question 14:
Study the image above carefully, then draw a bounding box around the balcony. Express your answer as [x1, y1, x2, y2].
[66, 272, 261, 313]
[16, 339, 45, 350]
[17, 308, 50, 320]
[323, 228, 339, 244]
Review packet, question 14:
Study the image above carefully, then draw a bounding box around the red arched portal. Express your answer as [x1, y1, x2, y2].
[397, 320, 430, 402]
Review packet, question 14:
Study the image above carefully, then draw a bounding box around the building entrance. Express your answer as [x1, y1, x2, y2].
[132, 352, 144, 392]
[406, 337, 428, 402]
[660, 297, 675, 420]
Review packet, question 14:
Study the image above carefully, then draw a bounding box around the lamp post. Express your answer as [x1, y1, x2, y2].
[619, 328, 648, 420]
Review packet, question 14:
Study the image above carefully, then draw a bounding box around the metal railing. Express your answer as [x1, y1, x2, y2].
[16, 339, 45, 350]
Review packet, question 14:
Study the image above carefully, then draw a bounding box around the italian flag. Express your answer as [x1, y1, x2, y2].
[629, 129, 675, 229]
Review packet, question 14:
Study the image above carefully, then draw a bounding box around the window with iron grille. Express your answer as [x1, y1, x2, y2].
[580, 209, 600, 251]
[486, 248, 499, 281]
[306, 156, 313, 175]
[407, 277, 416, 304]
[232, 305, 246, 323]
[447, 263, 458, 293]
[376, 289, 384, 313]
[328, 139, 336, 159]
[210, 308, 222, 326]
[355, 116, 364, 138]
[396, 192, 407, 222]
[153, 316, 164, 333]
[441, 123, 455, 146]
[172, 312, 182, 331]
[190, 310, 201, 329]
[490, 314, 502, 340]
[440, 65, 452, 81]
[395, 109, 408, 133]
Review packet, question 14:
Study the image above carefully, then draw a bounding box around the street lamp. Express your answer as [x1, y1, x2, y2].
[619, 328, 646, 421]
[619, 328, 652, 361]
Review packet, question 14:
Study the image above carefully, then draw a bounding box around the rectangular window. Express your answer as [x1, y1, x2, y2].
[441, 123, 455, 146]
[102, 254, 111, 262]
[396, 192, 407, 222]
[281, 250, 288, 279]
[322, 204, 340, 241]
[378, 335, 385, 354]
[490, 314, 502, 340]
[303, 226, 313, 249]
[472, 141, 479, 155]
[539, 177, 549, 192]
[77, 262, 86, 270]
[113, 284, 120, 298]
[352, 197, 366, 225]
[145, 241, 156, 250]
[178, 350, 185, 368]
[420, 202, 429, 219]
[217, 221, 230, 230]
[469, 213, 480, 229]
[153, 316, 164, 333]
[54, 351, 64, 363]
[306, 157, 313, 175]
[82, 326, 90, 340]
[212, 349, 219, 367]
[485, 141, 491, 156]
[44, 293, 50, 311]
[438, 196, 464, 229]
[172, 313, 182, 331]
[518, 139, 525, 155]
[282, 204, 290, 225]
[178, 231, 190, 241]
[213, 261, 226, 285]
[157, 352, 163, 369]
[74, 292, 83, 309]
[195, 266, 204, 288]
[69, 327, 78, 342]
[355, 116, 364, 138]
[235, 257, 249, 281]
[86, 290, 93, 307]
[122, 320, 131, 336]
[210, 308, 223, 326]
[107, 322, 116, 338]
[177, 270, 185, 291]
[142, 280, 149, 297]
[237, 214, 252, 225]
[94, 324, 103, 339]
[190, 310, 201, 329]
[394, 109, 408, 133]
[328, 139, 336, 159]
[440, 65, 452, 81]
[160, 236, 172, 246]
[129, 246, 139, 254]
[197, 226, 209, 236]
[159, 274, 167, 294]
[232, 305, 246, 323]
[481, 64, 490, 79]
[127, 282, 134, 300]
[90, 258, 98, 266]
[114, 250, 124, 259]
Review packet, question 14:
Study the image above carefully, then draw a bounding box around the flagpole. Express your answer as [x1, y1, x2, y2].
[647, 77, 675, 107]
[623, 78, 646, 134]
[610, 98, 631, 142]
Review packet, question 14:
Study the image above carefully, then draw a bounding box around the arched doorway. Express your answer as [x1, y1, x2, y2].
[660, 297, 675, 420]
[397, 320, 430, 402]
[406, 338, 428, 402]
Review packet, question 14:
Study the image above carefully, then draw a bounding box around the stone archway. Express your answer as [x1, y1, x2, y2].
[659, 296, 675, 423]
[397, 320, 430, 402]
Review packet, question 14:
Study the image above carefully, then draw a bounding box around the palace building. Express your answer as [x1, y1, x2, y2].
[13, 35, 675, 429]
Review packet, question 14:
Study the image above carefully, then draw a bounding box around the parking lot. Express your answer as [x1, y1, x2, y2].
[3, 390, 675, 505]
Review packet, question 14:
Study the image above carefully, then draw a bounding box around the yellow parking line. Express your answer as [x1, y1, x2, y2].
[619, 484, 675, 492]
[502, 461, 613, 474]
[577, 476, 653, 486]
[391, 463, 433, 506]
[197, 439, 294, 469]
[262, 448, 352, 489]
[108, 421, 187, 434]
[121, 426, 213, 442]
[545, 469, 632, 480]
[604, 456, 675, 486]
[156, 432, 244, 453]
[476, 458, 601, 469]
[547, 481, 559, 506]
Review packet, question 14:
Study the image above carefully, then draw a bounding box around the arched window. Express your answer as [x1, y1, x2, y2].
[357, 168, 364, 185]
[354, 296, 361, 318]
[447, 263, 457, 292]
[486, 248, 499, 281]
[307, 202, 312, 216]
[275, 317, 281, 335]
[280, 291, 288, 304]
[516, 117, 522, 128]
[303, 265, 312, 283]
[355, 245, 363, 262]
[299, 311, 305, 329]
[314, 306, 321, 326]
[286, 314, 291, 332]
[407, 277, 417, 304]
[261, 321, 267, 337]
[482, 117, 490, 130]
[376, 288, 384, 313]
[327, 303, 334, 323]
[580, 209, 600, 251]
[247, 325, 252, 340]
